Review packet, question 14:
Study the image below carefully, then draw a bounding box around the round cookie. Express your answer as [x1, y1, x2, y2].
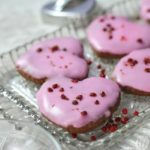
[141, 0, 150, 22]
[86, 15, 150, 58]
[112, 49, 150, 95]
[16, 37, 88, 84]
[36, 77, 120, 133]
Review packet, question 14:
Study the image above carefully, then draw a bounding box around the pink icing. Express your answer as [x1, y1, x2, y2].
[26, 37, 84, 57]
[113, 49, 150, 93]
[36, 77, 120, 128]
[87, 16, 150, 55]
[141, 0, 150, 21]
[16, 37, 88, 80]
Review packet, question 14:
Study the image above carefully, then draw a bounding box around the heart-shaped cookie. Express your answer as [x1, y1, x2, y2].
[112, 49, 150, 95]
[87, 16, 150, 57]
[16, 37, 88, 84]
[36, 77, 120, 133]
[141, 0, 150, 22]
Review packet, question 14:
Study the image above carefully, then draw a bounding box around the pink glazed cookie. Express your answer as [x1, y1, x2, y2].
[141, 0, 150, 22]
[87, 16, 150, 58]
[112, 49, 150, 95]
[16, 37, 88, 84]
[36, 77, 120, 133]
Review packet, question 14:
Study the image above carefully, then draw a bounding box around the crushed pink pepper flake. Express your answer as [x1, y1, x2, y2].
[52, 84, 59, 89]
[147, 8, 150, 12]
[133, 111, 139, 116]
[100, 91, 106, 97]
[121, 24, 125, 28]
[72, 100, 78, 105]
[122, 108, 128, 115]
[95, 100, 100, 105]
[137, 38, 144, 44]
[100, 18, 105, 22]
[89, 92, 97, 97]
[71, 79, 79, 83]
[103, 28, 107, 32]
[106, 24, 112, 27]
[63, 48, 67, 51]
[126, 58, 138, 67]
[59, 88, 64, 92]
[111, 16, 116, 19]
[71, 133, 77, 138]
[105, 123, 112, 129]
[101, 126, 108, 133]
[60, 56, 64, 59]
[81, 111, 88, 116]
[90, 135, 97, 141]
[48, 87, 53, 92]
[51, 45, 59, 52]
[64, 65, 68, 68]
[120, 36, 127, 41]
[108, 35, 113, 39]
[61, 94, 69, 100]
[76, 95, 83, 101]
[97, 64, 102, 69]
[145, 68, 150, 73]
[87, 60, 92, 65]
[109, 124, 118, 132]
[144, 57, 150, 65]
[115, 117, 121, 123]
[99, 69, 106, 78]
[121, 117, 129, 124]
[37, 48, 43, 52]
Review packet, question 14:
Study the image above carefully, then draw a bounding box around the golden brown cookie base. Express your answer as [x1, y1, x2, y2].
[121, 86, 150, 96]
[17, 68, 47, 84]
[43, 96, 120, 134]
[90, 44, 127, 58]
[112, 77, 150, 96]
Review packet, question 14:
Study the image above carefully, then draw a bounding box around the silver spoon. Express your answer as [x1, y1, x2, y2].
[42, 0, 96, 25]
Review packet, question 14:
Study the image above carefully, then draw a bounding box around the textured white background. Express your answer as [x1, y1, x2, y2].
[0, 0, 116, 54]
